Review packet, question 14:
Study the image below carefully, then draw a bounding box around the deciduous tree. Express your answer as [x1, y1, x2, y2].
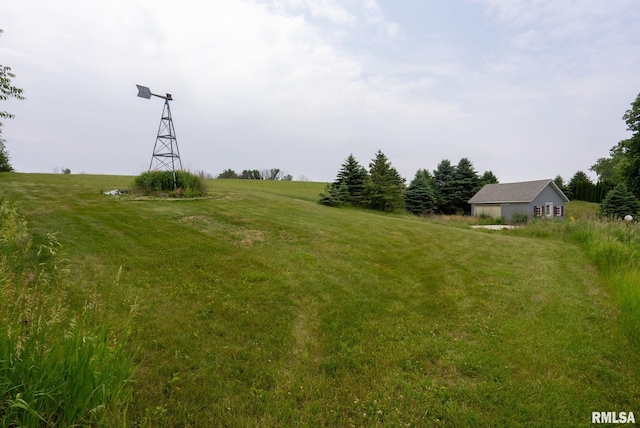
[217, 169, 238, 179]
[591, 143, 626, 185]
[240, 169, 261, 179]
[620, 92, 640, 198]
[0, 140, 12, 172]
[0, 29, 25, 172]
[591, 92, 640, 198]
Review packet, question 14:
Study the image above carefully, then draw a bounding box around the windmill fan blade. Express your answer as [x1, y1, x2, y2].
[136, 84, 152, 99]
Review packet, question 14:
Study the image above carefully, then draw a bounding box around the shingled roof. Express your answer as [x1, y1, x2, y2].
[468, 179, 569, 204]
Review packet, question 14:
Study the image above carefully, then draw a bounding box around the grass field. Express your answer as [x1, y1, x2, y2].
[1, 173, 639, 427]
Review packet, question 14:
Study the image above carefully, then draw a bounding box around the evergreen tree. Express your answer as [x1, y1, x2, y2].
[318, 182, 349, 206]
[567, 171, 592, 200]
[333, 154, 370, 207]
[452, 158, 480, 214]
[599, 183, 640, 219]
[404, 169, 436, 215]
[433, 159, 457, 214]
[480, 171, 499, 186]
[554, 175, 568, 195]
[366, 150, 405, 212]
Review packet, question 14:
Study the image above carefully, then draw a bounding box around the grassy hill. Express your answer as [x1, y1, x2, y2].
[1, 173, 639, 427]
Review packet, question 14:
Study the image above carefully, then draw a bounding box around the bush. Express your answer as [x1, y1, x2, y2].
[133, 170, 207, 197]
[477, 213, 505, 225]
[510, 213, 530, 225]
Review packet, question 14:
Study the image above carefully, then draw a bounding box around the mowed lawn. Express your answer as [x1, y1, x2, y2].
[2, 173, 639, 427]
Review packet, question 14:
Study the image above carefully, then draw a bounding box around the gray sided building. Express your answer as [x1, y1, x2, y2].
[468, 179, 570, 221]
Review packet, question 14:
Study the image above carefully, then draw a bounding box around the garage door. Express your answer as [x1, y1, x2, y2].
[475, 205, 501, 218]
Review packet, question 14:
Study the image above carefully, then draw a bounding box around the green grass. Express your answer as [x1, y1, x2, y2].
[0, 197, 136, 426]
[1, 173, 639, 426]
[511, 200, 640, 348]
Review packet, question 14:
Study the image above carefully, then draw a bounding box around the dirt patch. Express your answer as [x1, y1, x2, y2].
[240, 230, 265, 245]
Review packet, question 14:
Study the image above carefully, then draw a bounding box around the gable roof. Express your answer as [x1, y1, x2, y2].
[468, 179, 570, 204]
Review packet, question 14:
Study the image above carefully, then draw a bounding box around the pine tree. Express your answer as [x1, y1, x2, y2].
[319, 182, 349, 206]
[567, 171, 592, 200]
[404, 169, 437, 215]
[599, 183, 640, 219]
[554, 175, 567, 195]
[433, 159, 457, 214]
[332, 154, 370, 206]
[366, 150, 405, 212]
[480, 171, 499, 186]
[452, 158, 480, 214]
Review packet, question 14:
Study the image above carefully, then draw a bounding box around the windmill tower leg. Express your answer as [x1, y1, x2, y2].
[149, 99, 182, 188]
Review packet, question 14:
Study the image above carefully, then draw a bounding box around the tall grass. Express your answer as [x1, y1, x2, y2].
[0, 199, 136, 426]
[133, 170, 207, 197]
[512, 214, 640, 344]
[577, 221, 640, 343]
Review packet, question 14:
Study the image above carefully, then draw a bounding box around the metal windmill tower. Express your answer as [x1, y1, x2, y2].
[136, 84, 182, 188]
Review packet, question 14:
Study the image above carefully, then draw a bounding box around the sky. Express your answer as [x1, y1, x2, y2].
[2, 0, 640, 183]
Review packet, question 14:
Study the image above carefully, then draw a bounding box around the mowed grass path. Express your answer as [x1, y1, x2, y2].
[2, 173, 639, 427]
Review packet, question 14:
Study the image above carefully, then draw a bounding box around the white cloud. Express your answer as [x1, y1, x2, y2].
[1, 0, 639, 183]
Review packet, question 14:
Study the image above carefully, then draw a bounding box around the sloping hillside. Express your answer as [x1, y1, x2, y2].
[2, 173, 638, 427]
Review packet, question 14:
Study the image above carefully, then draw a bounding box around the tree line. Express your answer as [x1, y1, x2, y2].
[1, 21, 638, 218]
[217, 168, 293, 181]
[319, 150, 498, 216]
[550, 92, 640, 217]
[590, 91, 640, 200]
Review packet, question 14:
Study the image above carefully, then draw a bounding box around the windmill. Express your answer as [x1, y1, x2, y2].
[136, 84, 182, 189]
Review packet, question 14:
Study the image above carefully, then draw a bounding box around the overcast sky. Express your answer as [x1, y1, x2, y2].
[2, 0, 640, 183]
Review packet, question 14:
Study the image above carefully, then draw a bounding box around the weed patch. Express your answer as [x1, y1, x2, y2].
[133, 170, 207, 197]
[0, 199, 136, 426]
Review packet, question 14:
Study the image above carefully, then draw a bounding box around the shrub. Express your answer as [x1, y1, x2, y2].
[477, 213, 505, 225]
[133, 170, 207, 197]
[510, 213, 530, 225]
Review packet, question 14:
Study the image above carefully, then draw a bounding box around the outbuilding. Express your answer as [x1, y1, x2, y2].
[468, 179, 570, 221]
